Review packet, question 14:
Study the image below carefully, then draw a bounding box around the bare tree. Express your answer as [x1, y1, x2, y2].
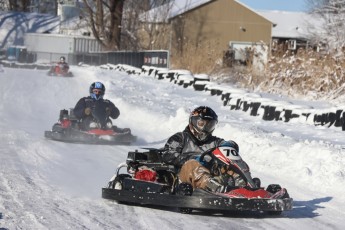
[37, 0, 58, 14]
[306, 0, 345, 50]
[120, 0, 172, 51]
[0, 0, 56, 13]
[78, 0, 175, 51]
[0, 0, 10, 10]
[8, 0, 31, 11]
[119, 0, 150, 50]
[82, 0, 125, 51]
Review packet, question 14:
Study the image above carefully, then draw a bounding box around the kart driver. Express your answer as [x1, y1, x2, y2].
[162, 106, 246, 193]
[73, 81, 129, 133]
[58, 56, 69, 73]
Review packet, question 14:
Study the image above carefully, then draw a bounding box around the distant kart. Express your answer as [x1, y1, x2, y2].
[45, 101, 136, 145]
[102, 147, 293, 215]
[47, 63, 73, 77]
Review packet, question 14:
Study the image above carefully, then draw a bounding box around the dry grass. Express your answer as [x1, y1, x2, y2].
[215, 48, 345, 100]
[169, 43, 345, 101]
[170, 40, 223, 73]
[257, 48, 345, 99]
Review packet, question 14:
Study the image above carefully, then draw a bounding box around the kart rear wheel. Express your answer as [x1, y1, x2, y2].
[179, 207, 192, 214]
[267, 211, 282, 216]
[177, 183, 193, 214]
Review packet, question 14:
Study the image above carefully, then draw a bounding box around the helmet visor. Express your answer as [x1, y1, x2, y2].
[92, 89, 103, 94]
[91, 89, 104, 100]
[191, 116, 217, 133]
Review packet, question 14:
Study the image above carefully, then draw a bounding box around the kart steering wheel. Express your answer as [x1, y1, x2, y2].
[199, 147, 217, 164]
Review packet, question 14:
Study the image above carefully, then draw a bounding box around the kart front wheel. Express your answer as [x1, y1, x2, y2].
[108, 174, 131, 190]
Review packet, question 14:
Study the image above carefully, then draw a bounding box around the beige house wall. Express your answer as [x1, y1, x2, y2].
[140, 0, 272, 71]
[170, 0, 272, 55]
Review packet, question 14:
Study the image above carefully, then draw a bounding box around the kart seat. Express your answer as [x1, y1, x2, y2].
[126, 149, 174, 172]
[127, 149, 163, 164]
[59, 108, 78, 121]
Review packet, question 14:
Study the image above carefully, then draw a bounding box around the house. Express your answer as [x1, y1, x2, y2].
[257, 10, 323, 52]
[141, 0, 324, 70]
[140, 0, 273, 68]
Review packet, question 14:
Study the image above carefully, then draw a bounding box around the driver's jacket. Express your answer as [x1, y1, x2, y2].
[162, 126, 225, 168]
[58, 62, 69, 70]
[73, 96, 120, 120]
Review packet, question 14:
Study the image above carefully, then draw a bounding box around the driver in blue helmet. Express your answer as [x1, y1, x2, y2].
[74, 82, 128, 132]
[162, 106, 245, 193]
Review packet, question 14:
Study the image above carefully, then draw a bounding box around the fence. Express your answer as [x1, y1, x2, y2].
[2, 48, 170, 69]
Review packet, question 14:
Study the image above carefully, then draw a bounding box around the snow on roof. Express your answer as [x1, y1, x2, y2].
[141, 0, 212, 23]
[257, 10, 323, 39]
[141, 0, 270, 23]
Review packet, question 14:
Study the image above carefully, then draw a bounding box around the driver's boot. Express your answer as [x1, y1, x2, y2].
[206, 178, 231, 193]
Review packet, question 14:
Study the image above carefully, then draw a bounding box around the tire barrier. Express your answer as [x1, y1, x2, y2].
[67, 63, 345, 131]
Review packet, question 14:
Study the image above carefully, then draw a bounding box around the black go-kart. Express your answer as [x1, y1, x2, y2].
[102, 146, 293, 215]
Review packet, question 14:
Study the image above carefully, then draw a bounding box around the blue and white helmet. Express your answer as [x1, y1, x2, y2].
[89, 82, 105, 100]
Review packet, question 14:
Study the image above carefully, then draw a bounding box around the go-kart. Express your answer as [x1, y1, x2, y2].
[47, 63, 73, 77]
[102, 146, 293, 215]
[45, 101, 136, 145]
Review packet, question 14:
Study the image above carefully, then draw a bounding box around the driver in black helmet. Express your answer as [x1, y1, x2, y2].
[162, 106, 244, 193]
[58, 56, 69, 71]
[73, 82, 129, 133]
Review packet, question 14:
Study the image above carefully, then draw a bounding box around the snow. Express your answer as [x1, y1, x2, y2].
[257, 10, 323, 39]
[1, 65, 345, 229]
[141, 0, 212, 22]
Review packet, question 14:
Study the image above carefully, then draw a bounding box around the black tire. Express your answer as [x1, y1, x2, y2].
[177, 183, 193, 214]
[253, 177, 261, 187]
[266, 184, 282, 194]
[108, 174, 131, 189]
[267, 211, 282, 216]
[178, 207, 192, 214]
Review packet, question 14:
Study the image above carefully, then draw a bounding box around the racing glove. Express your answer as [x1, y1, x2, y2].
[233, 173, 246, 187]
[84, 107, 92, 116]
[106, 107, 111, 116]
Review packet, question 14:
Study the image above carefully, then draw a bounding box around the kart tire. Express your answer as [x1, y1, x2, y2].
[177, 183, 193, 214]
[179, 207, 192, 214]
[267, 211, 282, 216]
[266, 184, 282, 194]
[108, 174, 131, 190]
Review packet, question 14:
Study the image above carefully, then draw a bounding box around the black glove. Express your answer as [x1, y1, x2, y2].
[106, 107, 111, 116]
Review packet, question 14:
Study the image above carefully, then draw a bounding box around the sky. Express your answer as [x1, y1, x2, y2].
[0, 64, 345, 229]
[239, 0, 307, 12]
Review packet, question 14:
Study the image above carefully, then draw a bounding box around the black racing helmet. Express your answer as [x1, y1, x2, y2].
[60, 56, 66, 62]
[189, 106, 218, 141]
[89, 82, 105, 100]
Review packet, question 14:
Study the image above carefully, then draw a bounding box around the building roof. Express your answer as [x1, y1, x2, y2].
[257, 10, 323, 40]
[141, 0, 272, 24]
[140, 0, 212, 23]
